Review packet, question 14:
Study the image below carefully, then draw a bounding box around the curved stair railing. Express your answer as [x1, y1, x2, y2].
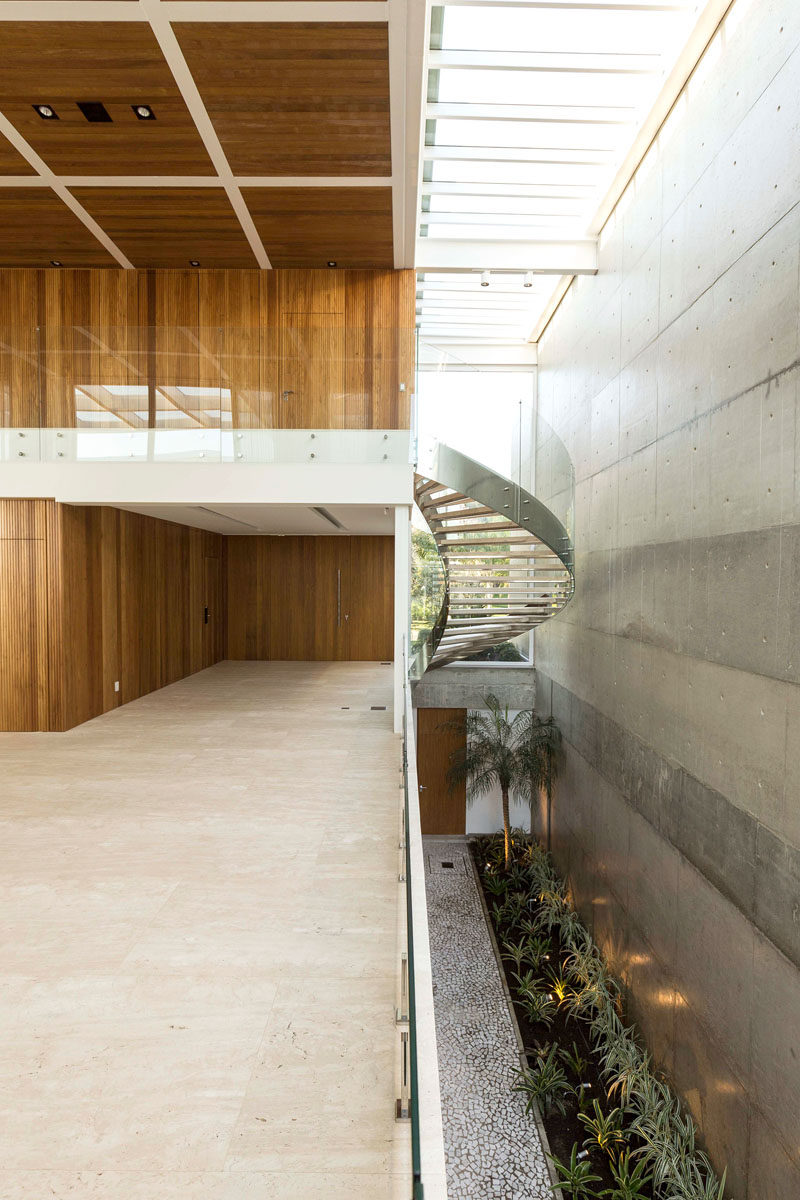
[412, 443, 574, 674]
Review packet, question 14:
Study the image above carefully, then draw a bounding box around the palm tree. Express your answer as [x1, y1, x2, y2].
[445, 694, 537, 869]
[518, 713, 561, 852]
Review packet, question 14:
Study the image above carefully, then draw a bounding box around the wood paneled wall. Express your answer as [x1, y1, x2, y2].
[1, 505, 392, 730]
[0, 500, 51, 731]
[0, 499, 225, 731]
[0, 268, 414, 430]
[227, 534, 393, 662]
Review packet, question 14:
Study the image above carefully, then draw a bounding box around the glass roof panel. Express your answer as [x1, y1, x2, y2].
[428, 159, 607, 186]
[418, 2, 716, 343]
[440, 7, 689, 57]
[431, 118, 624, 152]
[427, 194, 589, 216]
[435, 68, 652, 109]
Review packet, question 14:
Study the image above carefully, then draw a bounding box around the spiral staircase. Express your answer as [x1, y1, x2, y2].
[412, 443, 574, 674]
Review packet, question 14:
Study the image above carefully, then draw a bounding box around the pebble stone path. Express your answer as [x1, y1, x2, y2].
[423, 838, 552, 1200]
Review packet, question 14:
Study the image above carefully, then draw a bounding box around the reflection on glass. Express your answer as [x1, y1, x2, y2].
[411, 522, 446, 670]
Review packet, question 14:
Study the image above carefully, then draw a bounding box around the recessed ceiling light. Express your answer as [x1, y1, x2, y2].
[189, 259, 200, 267]
[524, 272, 534, 288]
[34, 104, 58, 120]
[132, 104, 155, 120]
[481, 270, 491, 288]
[50, 260, 63, 267]
[327, 260, 337, 268]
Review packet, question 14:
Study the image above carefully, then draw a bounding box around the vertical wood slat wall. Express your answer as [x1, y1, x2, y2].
[0, 268, 414, 430]
[0, 499, 225, 732]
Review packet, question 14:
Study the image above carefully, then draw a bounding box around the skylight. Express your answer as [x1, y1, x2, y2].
[417, 0, 715, 346]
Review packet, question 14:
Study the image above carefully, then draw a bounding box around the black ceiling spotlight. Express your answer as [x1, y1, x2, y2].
[189, 260, 201, 267]
[77, 101, 112, 123]
[33, 104, 58, 120]
[132, 104, 156, 120]
[327, 260, 337, 268]
[50, 260, 63, 267]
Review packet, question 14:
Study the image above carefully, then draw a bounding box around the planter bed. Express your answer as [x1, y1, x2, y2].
[471, 831, 728, 1200]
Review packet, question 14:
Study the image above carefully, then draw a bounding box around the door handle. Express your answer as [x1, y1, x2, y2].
[282, 389, 295, 402]
[419, 785, 427, 791]
[204, 606, 209, 625]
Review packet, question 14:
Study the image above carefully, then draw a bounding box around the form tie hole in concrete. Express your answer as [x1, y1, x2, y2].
[441, 862, 454, 870]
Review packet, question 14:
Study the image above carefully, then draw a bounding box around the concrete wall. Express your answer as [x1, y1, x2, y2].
[534, 1, 800, 1196]
[412, 665, 535, 712]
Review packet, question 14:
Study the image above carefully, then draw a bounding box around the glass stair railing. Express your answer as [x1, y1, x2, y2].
[411, 442, 574, 676]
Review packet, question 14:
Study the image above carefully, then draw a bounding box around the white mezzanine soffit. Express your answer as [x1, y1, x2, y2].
[415, 0, 730, 345]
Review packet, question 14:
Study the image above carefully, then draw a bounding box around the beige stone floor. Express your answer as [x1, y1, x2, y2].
[0, 661, 408, 1199]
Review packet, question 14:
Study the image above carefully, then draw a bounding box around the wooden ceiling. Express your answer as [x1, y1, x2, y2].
[0, 4, 406, 270]
[244, 187, 393, 268]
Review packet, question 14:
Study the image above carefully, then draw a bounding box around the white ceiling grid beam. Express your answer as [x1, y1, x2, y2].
[0, 1, 387, 19]
[0, 112, 134, 268]
[388, 0, 428, 267]
[139, 0, 271, 269]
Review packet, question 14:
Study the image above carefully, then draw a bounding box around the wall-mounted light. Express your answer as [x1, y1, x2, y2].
[327, 260, 337, 268]
[480, 270, 490, 288]
[50, 259, 63, 267]
[33, 104, 58, 120]
[132, 104, 156, 120]
[524, 272, 534, 288]
[189, 259, 200, 267]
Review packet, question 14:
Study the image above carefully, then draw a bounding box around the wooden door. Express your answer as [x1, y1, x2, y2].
[345, 536, 394, 660]
[202, 555, 222, 668]
[226, 535, 392, 661]
[278, 315, 346, 428]
[416, 707, 467, 835]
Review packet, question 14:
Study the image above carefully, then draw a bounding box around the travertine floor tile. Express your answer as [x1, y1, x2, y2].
[0, 662, 403, 1195]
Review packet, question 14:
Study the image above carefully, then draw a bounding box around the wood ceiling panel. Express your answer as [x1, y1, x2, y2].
[243, 188, 394, 268]
[0, 190, 115, 266]
[0, 23, 214, 176]
[174, 23, 391, 176]
[71, 188, 258, 268]
[0, 132, 35, 176]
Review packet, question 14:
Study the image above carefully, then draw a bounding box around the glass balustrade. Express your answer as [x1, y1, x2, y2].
[0, 325, 415, 465]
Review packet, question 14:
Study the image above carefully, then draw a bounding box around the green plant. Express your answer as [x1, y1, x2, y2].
[524, 933, 553, 970]
[548, 1144, 603, 1198]
[502, 939, 527, 973]
[445, 697, 553, 868]
[473, 833, 730, 1200]
[517, 711, 562, 851]
[513, 1043, 572, 1118]
[559, 1041, 589, 1080]
[515, 972, 557, 1028]
[599, 1151, 653, 1199]
[483, 872, 510, 898]
[578, 1099, 626, 1158]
